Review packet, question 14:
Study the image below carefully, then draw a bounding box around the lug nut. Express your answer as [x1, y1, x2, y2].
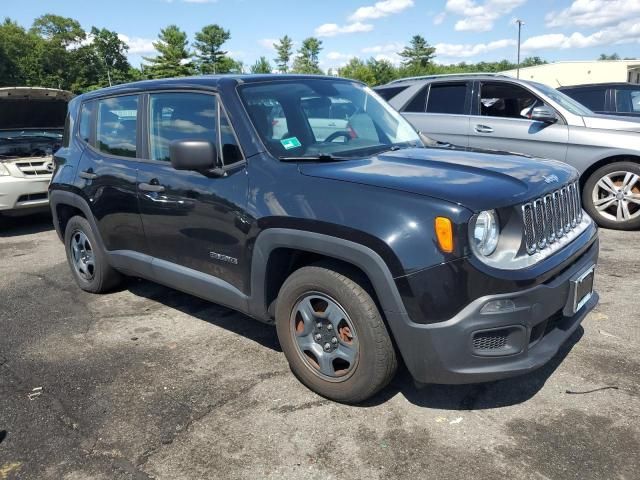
[327, 324, 333, 331]
[331, 337, 338, 344]
[316, 322, 322, 329]
[314, 334, 322, 341]
[323, 342, 331, 351]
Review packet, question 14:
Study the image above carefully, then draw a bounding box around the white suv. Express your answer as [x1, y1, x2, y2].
[0, 87, 73, 215]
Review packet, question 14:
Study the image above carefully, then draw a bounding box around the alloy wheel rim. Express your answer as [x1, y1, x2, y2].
[290, 292, 359, 381]
[592, 171, 640, 222]
[70, 230, 95, 281]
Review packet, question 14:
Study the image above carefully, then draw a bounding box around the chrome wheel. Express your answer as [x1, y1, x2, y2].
[290, 292, 359, 381]
[70, 230, 95, 281]
[592, 171, 640, 222]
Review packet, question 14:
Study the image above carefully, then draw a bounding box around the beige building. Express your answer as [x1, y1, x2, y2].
[501, 60, 640, 87]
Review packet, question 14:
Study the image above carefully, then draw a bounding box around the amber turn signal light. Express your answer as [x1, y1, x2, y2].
[435, 217, 454, 253]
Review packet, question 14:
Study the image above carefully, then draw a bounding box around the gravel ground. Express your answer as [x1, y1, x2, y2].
[0, 212, 638, 480]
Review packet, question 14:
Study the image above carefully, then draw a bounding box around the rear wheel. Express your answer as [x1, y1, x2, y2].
[583, 162, 640, 230]
[64, 215, 122, 293]
[275, 264, 397, 404]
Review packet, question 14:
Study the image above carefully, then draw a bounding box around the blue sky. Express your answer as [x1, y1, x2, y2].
[5, 0, 640, 70]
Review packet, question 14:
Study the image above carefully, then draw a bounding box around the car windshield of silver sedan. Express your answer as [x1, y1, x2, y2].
[239, 79, 423, 160]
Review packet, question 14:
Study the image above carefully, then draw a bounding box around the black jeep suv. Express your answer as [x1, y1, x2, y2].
[50, 75, 599, 403]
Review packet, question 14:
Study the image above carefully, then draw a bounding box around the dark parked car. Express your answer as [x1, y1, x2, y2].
[50, 75, 598, 403]
[559, 82, 640, 117]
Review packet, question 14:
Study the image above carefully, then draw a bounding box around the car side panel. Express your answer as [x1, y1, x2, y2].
[565, 125, 640, 174]
[402, 113, 470, 147]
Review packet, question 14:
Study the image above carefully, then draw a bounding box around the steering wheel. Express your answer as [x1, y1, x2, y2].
[323, 131, 352, 143]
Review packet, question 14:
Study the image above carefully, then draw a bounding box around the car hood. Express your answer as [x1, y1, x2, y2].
[582, 114, 640, 132]
[299, 147, 577, 211]
[0, 87, 72, 130]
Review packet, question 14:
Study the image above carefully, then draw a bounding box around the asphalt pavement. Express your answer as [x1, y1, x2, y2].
[0, 212, 638, 480]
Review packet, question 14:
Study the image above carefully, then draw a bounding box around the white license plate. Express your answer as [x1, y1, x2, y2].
[572, 265, 595, 314]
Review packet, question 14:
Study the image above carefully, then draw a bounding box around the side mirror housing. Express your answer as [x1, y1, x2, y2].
[169, 139, 218, 171]
[530, 106, 558, 123]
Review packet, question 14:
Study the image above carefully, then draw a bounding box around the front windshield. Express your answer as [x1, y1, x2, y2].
[533, 82, 594, 116]
[238, 79, 422, 159]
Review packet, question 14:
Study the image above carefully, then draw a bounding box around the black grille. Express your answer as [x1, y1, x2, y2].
[17, 193, 48, 202]
[472, 330, 508, 351]
[522, 182, 582, 255]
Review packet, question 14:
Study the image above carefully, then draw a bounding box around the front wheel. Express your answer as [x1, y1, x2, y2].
[583, 161, 640, 230]
[275, 264, 397, 404]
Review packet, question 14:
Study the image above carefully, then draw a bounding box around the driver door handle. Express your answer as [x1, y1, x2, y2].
[475, 124, 494, 134]
[79, 170, 97, 180]
[138, 182, 165, 193]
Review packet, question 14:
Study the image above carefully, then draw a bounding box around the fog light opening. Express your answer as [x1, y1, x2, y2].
[480, 299, 516, 314]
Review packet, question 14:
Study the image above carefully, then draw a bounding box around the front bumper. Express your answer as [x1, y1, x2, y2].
[389, 236, 599, 384]
[0, 176, 51, 211]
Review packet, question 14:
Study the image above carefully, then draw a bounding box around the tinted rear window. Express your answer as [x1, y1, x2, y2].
[426, 83, 467, 114]
[374, 85, 408, 101]
[564, 88, 606, 111]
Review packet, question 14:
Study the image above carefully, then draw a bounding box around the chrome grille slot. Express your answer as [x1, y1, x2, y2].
[522, 181, 583, 255]
[15, 160, 51, 177]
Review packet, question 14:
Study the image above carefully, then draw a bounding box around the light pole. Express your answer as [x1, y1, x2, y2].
[516, 19, 524, 79]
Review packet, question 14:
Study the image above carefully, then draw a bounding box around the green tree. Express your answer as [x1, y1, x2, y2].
[193, 24, 231, 74]
[399, 35, 435, 73]
[216, 56, 243, 74]
[30, 13, 85, 46]
[273, 35, 293, 73]
[0, 18, 42, 86]
[598, 53, 621, 60]
[338, 58, 375, 85]
[251, 56, 272, 74]
[368, 58, 397, 85]
[144, 25, 192, 78]
[90, 27, 132, 86]
[291, 37, 323, 74]
[520, 56, 547, 67]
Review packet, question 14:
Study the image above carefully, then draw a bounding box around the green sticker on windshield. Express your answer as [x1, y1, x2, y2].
[281, 137, 302, 150]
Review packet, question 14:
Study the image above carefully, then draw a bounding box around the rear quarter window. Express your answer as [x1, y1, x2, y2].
[426, 83, 467, 114]
[564, 88, 606, 111]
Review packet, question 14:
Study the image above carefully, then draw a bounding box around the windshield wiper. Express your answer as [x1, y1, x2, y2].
[279, 153, 347, 162]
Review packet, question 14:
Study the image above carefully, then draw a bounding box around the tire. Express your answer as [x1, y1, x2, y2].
[583, 161, 640, 230]
[275, 264, 397, 404]
[64, 215, 122, 293]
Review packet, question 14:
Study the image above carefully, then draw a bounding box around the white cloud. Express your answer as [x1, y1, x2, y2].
[442, 0, 525, 32]
[435, 39, 516, 58]
[118, 34, 156, 54]
[326, 52, 354, 61]
[258, 38, 278, 50]
[315, 22, 373, 37]
[433, 12, 446, 25]
[546, 0, 640, 29]
[523, 17, 640, 51]
[349, 0, 414, 21]
[362, 42, 404, 54]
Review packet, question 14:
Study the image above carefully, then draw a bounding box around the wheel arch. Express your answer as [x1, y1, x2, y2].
[580, 154, 640, 191]
[249, 229, 408, 325]
[49, 190, 105, 251]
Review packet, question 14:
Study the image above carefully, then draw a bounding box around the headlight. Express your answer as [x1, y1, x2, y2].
[0, 163, 10, 176]
[471, 210, 500, 256]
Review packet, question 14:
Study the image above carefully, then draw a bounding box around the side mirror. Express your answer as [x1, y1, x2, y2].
[530, 106, 558, 123]
[169, 139, 218, 171]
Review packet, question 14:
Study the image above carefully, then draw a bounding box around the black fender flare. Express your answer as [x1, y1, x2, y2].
[249, 228, 408, 322]
[49, 190, 106, 251]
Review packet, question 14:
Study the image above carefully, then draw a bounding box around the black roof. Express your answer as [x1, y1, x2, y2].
[79, 74, 351, 100]
[559, 82, 639, 90]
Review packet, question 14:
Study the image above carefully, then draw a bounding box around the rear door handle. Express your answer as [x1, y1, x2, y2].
[79, 170, 97, 180]
[138, 182, 165, 193]
[474, 124, 494, 133]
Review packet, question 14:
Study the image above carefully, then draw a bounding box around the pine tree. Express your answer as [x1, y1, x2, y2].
[251, 56, 272, 74]
[143, 25, 192, 78]
[273, 35, 293, 73]
[193, 24, 231, 74]
[291, 37, 323, 74]
[399, 35, 435, 71]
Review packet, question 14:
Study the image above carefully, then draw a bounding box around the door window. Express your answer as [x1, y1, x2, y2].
[615, 89, 640, 113]
[480, 82, 541, 119]
[567, 88, 605, 111]
[79, 101, 94, 144]
[149, 92, 218, 162]
[426, 83, 467, 114]
[96, 96, 138, 158]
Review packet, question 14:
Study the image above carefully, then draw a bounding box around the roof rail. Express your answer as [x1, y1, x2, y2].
[387, 72, 510, 84]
